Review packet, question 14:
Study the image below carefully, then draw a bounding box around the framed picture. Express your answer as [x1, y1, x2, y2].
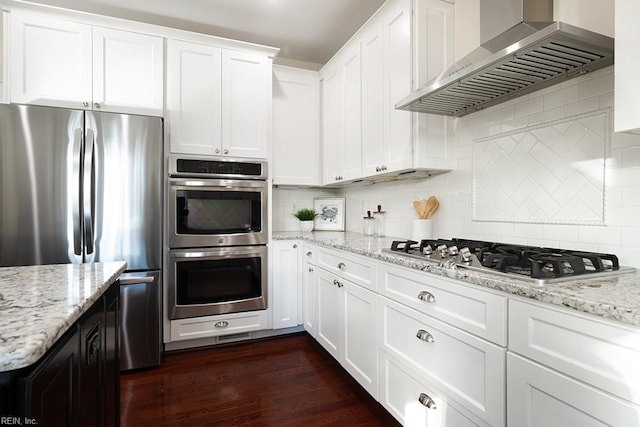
[313, 197, 346, 231]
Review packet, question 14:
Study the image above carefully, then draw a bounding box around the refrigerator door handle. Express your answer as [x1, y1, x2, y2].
[84, 128, 95, 255]
[72, 128, 83, 256]
[119, 277, 155, 285]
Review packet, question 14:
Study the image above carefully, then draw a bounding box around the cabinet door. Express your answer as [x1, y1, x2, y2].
[341, 45, 363, 180]
[615, 0, 640, 133]
[272, 66, 320, 185]
[222, 50, 270, 159]
[412, 0, 454, 168]
[508, 353, 640, 427]
[316, 268, 342, 359]
[321, 66, 343, 184]
[1, 10, 7, 103]
[361, 22, 385, 176]
[93, 27, 163, 116]
[271, 241, 300, 329]
[166, 39, 222, 155]
[302, 262, 317, 337]
[11, 12, 92, 108]
[342, 280, 378, 397]
[383, 0, 412, 172]
[20, 328, 80, 426]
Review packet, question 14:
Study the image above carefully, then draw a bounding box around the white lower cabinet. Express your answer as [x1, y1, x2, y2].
[378, 295, 505, 426]
[507, 352, 640, 427]
[316, 266, 378, 397]
[379, 351, 489, 427]
[170, 310, 269, 341]
[302, 261, 317, 337]
[507, 298, 640, 426]
[271, 240, 300, 329]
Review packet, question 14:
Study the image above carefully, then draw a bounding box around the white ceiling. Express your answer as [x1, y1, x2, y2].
[22, 0, 387, 69]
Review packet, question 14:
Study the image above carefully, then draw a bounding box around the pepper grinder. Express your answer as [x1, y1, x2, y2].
[373, 204, 386, 237]
[363, 210, 375, 236]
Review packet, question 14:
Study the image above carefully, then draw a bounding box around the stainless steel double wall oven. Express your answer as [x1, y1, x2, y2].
[167, 155, 268, 319]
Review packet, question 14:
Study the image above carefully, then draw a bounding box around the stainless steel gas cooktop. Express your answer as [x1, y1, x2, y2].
[383, 238, 636, 286]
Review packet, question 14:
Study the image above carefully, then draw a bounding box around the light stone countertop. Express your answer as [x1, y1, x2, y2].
[0, 261, 127, 372]
[273, 231, 640, 328]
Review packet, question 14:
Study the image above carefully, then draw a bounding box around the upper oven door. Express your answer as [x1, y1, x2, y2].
[169, 178, 268, 248]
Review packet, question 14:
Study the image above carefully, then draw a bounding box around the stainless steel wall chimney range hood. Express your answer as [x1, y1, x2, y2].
[396, 0, 614, 117]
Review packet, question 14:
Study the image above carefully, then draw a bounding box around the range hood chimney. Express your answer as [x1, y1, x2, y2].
[396, 0, 614, 117]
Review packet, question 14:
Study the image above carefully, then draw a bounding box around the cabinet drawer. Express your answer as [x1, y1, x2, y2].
[379, 296, 505, 427]
[378, 263, 506, 344]
[316, 247, 377, 291]
[508, 353, 640, 426]
[379, 351, 489, 427]
[170, 310, 268, 341]
[509, 299, 640, 406]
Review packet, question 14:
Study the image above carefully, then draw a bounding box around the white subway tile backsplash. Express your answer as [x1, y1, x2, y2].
[578, 225, 621, 245]
[622, 186, 640, 206]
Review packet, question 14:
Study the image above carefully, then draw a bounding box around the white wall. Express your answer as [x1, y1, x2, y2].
[273, 66, 640, 268]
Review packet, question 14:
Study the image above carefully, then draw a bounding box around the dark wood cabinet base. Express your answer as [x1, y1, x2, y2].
[1, 280, 120, 427]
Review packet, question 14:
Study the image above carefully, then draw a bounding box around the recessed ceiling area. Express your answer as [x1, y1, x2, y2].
[20, 0, 387, 69]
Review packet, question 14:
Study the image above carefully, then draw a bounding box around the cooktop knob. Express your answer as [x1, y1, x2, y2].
[460, 247, 472, 263]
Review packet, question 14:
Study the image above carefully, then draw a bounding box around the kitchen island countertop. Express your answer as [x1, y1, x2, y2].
[274, 231, 640, 328]
[0, 261, 127, 372]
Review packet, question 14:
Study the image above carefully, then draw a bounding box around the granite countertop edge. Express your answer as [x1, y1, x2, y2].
[273, 231, 640, 329]
[0, 261, 127, 372]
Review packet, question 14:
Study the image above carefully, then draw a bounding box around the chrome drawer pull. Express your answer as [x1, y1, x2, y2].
[416, 329, 435, 343]
[337, 262, 346, 270]
[215, 321, 229, 328]
[418, 291, 436, 303]
[418, 393, 437, 409]
[308, 267, 314, 272]
[306, 251, 312, 257]
[293, 244, 298, 248]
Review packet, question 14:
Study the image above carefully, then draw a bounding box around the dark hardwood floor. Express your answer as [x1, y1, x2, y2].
[120, 333, 400, 426]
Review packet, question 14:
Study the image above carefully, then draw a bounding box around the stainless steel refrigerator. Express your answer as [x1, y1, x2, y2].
[0, 104, 162, 370]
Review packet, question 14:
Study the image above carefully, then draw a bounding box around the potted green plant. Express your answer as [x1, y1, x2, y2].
[293, 208, 318, 232]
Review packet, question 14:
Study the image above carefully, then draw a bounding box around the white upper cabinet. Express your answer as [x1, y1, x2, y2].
[166, 39, 222, 155]
[222, 50, 271, 159]
[412, 0, 454, 168]
[615, 0, 640, 134]
[92, 27, 163, 115]
[10, 11, 163, 115]
[272, 65, 320, 186]
[11, 12, 92, 109]
[167, 41, 272, 159]
[322, 43, 363, 184]
[1, 10, 8, 103]
[166, 40, 271, 158]
[362, 0, 413, 177]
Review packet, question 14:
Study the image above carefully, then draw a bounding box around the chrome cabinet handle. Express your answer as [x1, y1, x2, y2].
[337, 262, 346, 270]
[418, 291, 436, 303]
[94, 102, 101, 109]
[215, 148, 220, 154]
[223, 149, 229, 155]
[215, 321, 229, 328]
[376, 166, 381, 172]
[418, 393, 437, 409]
[333, 279, 338, 285]
[293, 244, 298, 248]
[416, 329, 435, 343]
[381, 165, 387, 171]
[308, 267, 314, 272]
[83, 101, 89, 108]
[337, 282, 343, 288]
[306, 251, 312, 257]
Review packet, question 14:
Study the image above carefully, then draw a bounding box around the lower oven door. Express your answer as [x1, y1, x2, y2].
[168, 245, 267, 319]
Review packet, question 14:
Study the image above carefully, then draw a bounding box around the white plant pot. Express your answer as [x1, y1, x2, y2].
[299, 220, 314, 232]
